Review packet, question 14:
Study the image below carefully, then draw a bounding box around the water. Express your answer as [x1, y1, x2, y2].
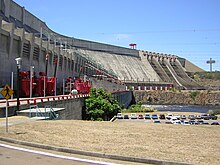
[143, 105, 220, 113]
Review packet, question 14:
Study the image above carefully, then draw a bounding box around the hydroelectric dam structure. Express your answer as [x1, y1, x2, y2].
[0, 0, 204, 94]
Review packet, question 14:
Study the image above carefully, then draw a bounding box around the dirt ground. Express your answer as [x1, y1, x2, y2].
[0, 116, 220, 165]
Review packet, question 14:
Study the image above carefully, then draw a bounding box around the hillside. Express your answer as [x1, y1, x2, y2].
[194, 72, 220, 90]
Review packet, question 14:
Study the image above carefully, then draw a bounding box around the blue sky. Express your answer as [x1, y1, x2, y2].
[14, 0, 220, 71]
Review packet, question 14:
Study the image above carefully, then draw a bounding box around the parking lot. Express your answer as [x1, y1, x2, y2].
[115, 112, 220, 125]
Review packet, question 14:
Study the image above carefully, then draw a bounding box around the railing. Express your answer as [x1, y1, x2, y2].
[0, 94, 90, 108]
[44, 105, 59, 120]
[29, 105, 44, 118]
[29, 105, 60, 120]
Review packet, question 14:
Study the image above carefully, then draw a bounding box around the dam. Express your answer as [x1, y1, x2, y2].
[0, 0, 204, 94]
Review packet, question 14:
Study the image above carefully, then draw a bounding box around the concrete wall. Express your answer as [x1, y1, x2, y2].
[112, 91, 133, 108]
[0, 97, 85, 120]
[0, 91, 133, 119]
[0, 18, 96, 89]
[90, 77, 125, 92]
[0, 0, 138, 57]
[72, 38, 139, 57]
[76, 49, 161, 81]
[47, 98, 85, 120]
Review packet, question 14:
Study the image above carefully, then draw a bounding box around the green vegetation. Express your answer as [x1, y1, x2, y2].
[85, 88, 121, 121]
[169, 87, 177, 92]
[194, 71, 220, 80]
[121, 103, 155, 113]
[189, 90, 200, 100]
[169, 87, 181, 93]
[208, 109, 220, 115]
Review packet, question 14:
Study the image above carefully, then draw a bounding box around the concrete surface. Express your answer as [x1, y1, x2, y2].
[0, 144, 118, 165]
[0, 137, 191, 165]
[0, 141, 151, 165]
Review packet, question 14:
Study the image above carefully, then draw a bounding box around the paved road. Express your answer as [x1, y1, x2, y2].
[0, 143, 119, 165]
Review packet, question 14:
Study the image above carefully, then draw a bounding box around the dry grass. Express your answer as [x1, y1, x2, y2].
[0, 116, 29, 122]
[0, 118, 220, 165]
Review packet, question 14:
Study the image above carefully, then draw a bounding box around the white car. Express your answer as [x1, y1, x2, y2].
[170, 117, 179, 124]
[116, 113, 123, 119]
[130, 113, 137, 119]
[173, 114, 181, 120]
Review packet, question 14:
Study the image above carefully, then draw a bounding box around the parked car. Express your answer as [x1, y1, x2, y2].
[145, 113, 151, 119]
[189, 120, 198, 125]
[173, 120, 181, 124]
[130, 113, 137, 119]
[201, 114, 210, 120]
[173, 114, 180, 120]
[211, 122, 219, 125]
[154, 120, 161, 123]
[123, 114, 129, 119]
[166, 114, 173, 120]
[159, 114, 165, 119]
[182, 120, 190, 125]
[180, 115, 186, 120]
[151, 114, 158, 120]
[116, 113, 123, 119]
[202, 121, 209, 125]
[209, 114, 218, 120]
[138, 114, 144, 119]
[197, 120, 204, 124]
[196, 115, 202, 119]
[165, 121, 172, 124]
[170, 117, 178, 124]
[188, 115, 196, 120]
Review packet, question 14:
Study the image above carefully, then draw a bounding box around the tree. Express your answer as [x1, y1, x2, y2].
[85, 88, 121, 121]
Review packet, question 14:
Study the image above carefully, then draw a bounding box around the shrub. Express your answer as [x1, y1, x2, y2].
[169, 88, 178, 92]
[121, 104, 156, 113]
[189, 91, 200, 100]
[208, 109, 220, 115]
[85, 88, 121, 121]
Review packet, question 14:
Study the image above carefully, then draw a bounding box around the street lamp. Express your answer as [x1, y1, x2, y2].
[15, 57, 22, 112]
[30, 66, 34, 98]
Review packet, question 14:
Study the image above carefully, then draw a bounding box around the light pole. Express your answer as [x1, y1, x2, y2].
[15, 57, 22, 112]
[30, 66, 34, 98]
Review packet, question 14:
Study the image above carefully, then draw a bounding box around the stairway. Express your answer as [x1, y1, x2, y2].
[29, 105, 59, 120]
